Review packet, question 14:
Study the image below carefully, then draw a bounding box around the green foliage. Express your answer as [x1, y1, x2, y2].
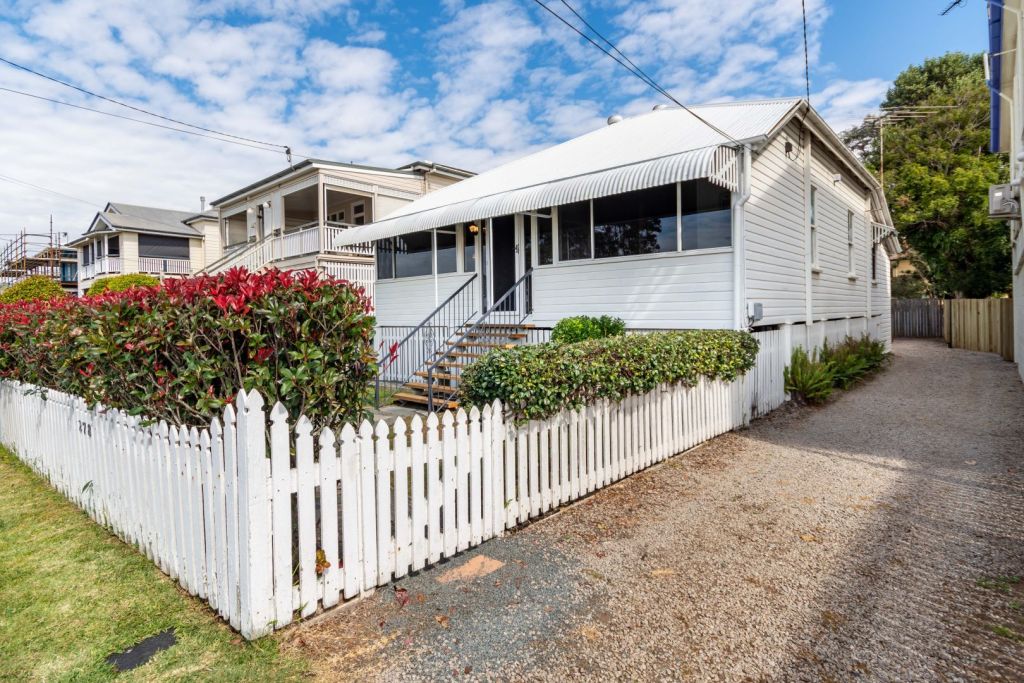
[841, 52, 1010, 298]
[550, 315, 627, 343]
[891, 272, 931, 299]
[786, 336, 889, 402]
[0, 269, 376, 430]
[460, 329, 759, 421]
[85, 273, 159, 296]
[783, 347, 835, 405]
[0, 276, 66, 304]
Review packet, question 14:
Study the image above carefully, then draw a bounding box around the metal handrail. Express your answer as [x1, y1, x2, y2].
[425, 270, 532, 411]
[374, 273, 479, 405]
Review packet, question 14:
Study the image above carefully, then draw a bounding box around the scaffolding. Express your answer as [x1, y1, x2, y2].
[0, 225, 78, 295]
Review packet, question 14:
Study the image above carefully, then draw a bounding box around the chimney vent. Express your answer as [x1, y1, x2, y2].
[200, 196, 206, 212]
[607, 114, 624, 125]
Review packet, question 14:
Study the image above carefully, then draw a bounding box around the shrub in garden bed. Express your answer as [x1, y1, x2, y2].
[550, 315, 626, 343]
[460, 329, 759, 420]
[0, 268, 375, 429]
[85, 273, 159, 296]
[785, 335, 888, 404]
[0, 275, 66, 304]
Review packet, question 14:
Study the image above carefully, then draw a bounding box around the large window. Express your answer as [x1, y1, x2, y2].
[107, 236, 120, 257]
[536, 215, 553, 265]
[435, 226, 457, 274]
[462, 223, 477, 272]
[376, 238, 394, 279]
[394, 231, 432, 278]
[138, 235, 189, 259]
[559, 201, 591, 261]
[680, 179, 731, 250]
[594, 185, 677, 258]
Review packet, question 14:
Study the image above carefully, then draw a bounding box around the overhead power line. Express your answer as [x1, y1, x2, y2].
[800, 0, 811, 103]
[0, 55, 296, 160]
[530, 0, 742, 146]
[0, 172, 96, 207]
[0, 86, 310, 157]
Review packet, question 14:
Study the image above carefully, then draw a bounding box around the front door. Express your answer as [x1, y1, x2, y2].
[490, 215, 517, 310]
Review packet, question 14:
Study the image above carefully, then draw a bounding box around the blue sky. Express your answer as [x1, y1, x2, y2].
[0, 0, 991, 239]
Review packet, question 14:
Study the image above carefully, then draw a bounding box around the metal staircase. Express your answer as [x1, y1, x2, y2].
[391, 272, 534, 411]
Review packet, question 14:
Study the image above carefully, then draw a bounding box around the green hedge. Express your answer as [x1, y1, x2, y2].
[86, 273, 159, 296]
[0, 276, 66, 304]
[550, 315, 626, 343]
[460, 329, 759, 420]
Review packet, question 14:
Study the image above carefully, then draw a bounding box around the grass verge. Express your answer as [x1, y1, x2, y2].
[0, 446, 308, 682]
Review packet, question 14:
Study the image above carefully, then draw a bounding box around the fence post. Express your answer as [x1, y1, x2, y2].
[234, 389, 275, 639]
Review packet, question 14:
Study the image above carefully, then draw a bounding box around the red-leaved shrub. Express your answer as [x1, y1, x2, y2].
[0, 268, 376, 429]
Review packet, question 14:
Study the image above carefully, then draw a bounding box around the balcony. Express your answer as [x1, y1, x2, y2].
[80, 256, 123, 281]
[138, 257, 191, 275]
[80, 256, 192, 281]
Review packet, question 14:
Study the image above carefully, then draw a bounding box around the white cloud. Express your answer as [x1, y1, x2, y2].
[0, 0, 889, 244]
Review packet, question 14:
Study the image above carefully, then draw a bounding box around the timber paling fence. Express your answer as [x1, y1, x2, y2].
[944, 298, 1015, 362]
[892, 298, 944, 338]
[0, 330, 788, 640]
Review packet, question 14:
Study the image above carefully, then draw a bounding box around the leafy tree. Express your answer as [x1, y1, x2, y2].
[0, 275, 66, 304]
[841, 52, 1011, 298]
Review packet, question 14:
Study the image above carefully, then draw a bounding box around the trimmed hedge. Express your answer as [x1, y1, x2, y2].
[86, 273, 159, 296]
[0, 276, 66, 304]
[0, 268, 375, 429]
[550, 315, 626, 344]
[460, 329, 759, 420]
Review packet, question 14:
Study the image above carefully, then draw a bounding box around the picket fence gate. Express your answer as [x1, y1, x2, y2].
[0, 330, 789, 640]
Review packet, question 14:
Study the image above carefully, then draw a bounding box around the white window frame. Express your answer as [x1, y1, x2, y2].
[352, 201, 366, 225]
[847, 210, 856, 278]
[809, 186, 820, 272]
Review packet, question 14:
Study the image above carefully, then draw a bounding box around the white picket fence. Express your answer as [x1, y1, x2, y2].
[0, 329, 790, 640]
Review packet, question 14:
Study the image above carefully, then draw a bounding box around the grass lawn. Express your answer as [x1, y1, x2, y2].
[0, 446, 309, 682]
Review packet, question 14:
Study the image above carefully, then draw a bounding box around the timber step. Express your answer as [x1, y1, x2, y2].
[392, 321, 538, 412]
[413, 370, 459, 381]
[390, 391, 459, 410]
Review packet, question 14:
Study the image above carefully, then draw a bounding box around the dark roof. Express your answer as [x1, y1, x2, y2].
[68, 202, 213, 246]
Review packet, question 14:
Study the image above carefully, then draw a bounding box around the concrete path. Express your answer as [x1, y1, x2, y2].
[285, 339, 1024, 681]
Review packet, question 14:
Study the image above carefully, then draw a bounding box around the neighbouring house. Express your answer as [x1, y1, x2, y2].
[0, 232, 78, 295]
[204, 159, 474, 299]
[69, 202, 220, 295]
[331, 97, 899, 408]
[988, 0, 1024, 381]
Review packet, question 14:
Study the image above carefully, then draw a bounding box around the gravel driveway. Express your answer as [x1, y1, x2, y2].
[285, 339, 1024, 681]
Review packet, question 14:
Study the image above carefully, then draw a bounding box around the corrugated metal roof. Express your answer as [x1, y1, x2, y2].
[103, 203, 206, 237]
[334, 98, 801, 244]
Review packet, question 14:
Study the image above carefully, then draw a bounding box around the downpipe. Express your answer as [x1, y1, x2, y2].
[733, 145, 752, 330]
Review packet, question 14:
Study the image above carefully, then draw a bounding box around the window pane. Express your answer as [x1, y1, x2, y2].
[107, 236, 120, 256]
[96, 240, 105, 258]
[462, 223, 477, 272]
[376, 238, 394, 279]
[681, 179, 732, 250]
[593, 184, 677, 258]
[436, 227, 457, 274]
[523, 216, 532, 270]
[558, 201, 591, 261]
[138, 235, 189, 259]
[394, 231, 433, 278]
[537, 215, 553, 265]
[810, 187, 817, 225]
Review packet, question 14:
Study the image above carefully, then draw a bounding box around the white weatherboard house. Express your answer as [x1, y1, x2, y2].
[205, 159, 473, 296]
[329, 98, 900, 408]
[70, 203, 220, 295]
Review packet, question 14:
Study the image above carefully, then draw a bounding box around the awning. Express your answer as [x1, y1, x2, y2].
[333, 144, 739, 244]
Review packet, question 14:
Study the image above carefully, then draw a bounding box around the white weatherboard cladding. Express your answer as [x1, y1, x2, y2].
[744, 122, 807, 325]
[334, 99, 802, 244]
[808, 143, 872, 321]
[529, 250, 734, 329]
[374, 272, 474, 326]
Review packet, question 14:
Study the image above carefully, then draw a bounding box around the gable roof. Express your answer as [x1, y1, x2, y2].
[69, 202, 215, 246]
[330, 99, 798, 244]
[332, 97, 889, 246]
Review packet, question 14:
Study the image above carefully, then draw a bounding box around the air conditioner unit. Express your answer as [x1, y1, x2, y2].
[989, 183, 1021, 219]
